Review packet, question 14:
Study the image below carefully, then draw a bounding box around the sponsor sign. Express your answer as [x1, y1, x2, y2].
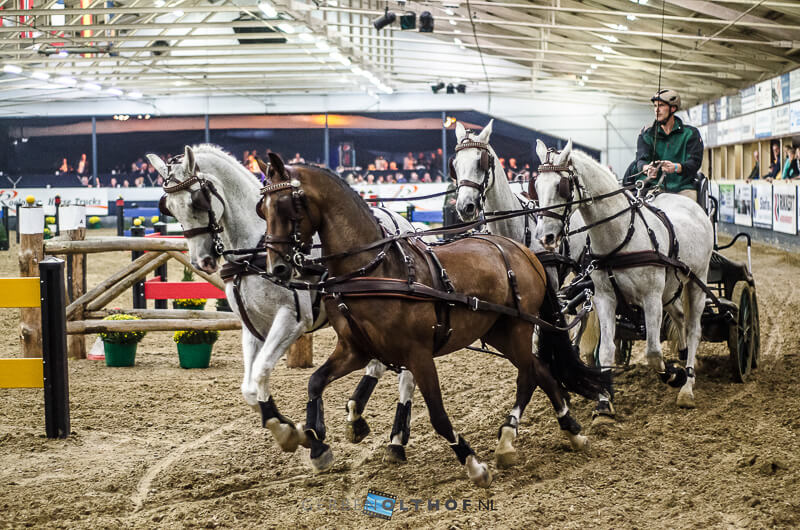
[752, 182, 773, 229]
[773, 183, 797, 234]
[734, 183, 752, 227]
[718, 183, 735, 223]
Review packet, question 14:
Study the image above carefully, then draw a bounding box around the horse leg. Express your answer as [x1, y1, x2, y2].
[239, 329, 262, 410]
[677, 281, 705, 409]
[592, 294, 617, 425]
[345, 360, 384, 444]
[645, 294, 688, 389]
[253, 307, 309, 453]
[488, 324, 537, 468]
[409, 355, 492, 487]
[385, 369, 416, 464]
[664, 299, 688, 362]
[305, 342, 370, 472]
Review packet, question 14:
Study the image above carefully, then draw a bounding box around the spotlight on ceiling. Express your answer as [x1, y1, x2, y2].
[399, 11, 416, 30]
[456, 83, 466, 93]
[419, 11, 434, 32]
[431, 81, 445, 94]
[373, 8, 396, 30]
[446, 83, 455, 94]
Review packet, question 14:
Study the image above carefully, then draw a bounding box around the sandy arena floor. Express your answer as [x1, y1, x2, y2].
[0, 228, 798, 529]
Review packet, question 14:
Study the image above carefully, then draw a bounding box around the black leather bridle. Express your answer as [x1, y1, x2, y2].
[159, 157, 226, 257]
[448, 138, 495, 209]
[258, 178, 313, 269]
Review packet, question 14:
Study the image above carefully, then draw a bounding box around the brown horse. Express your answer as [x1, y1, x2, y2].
[258, 153, 609, 487]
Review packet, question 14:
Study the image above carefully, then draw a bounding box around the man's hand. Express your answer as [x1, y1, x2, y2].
[655, 160, 679, 173]
[644, 164, 659, 179]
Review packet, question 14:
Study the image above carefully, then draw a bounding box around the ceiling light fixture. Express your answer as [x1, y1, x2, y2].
[373, 7, 396, 30]
[3, 64, 23, 74]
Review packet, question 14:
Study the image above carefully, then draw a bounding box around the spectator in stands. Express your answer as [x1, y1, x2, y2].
[389, 161, 398, 170]
[146, 164, 159, 185]
[395, 171, 406, 183]
[76, 153, 89, 177]
[499, 157, 506, 170]
[122, 179, 130, 188]
[409, 172, 419, 182]
[508, 158, 518, 173]
[767, 142, 781, 180]
[746, 150, 760, 181]
[375, 156, 388, 170]
[80, 176, 91, 187]
[290, 152, 305, 164]
[429, 152, 439, 174]
[365, 174, 375, 185]
[422, 172, 432, 183]
[417, 152, 428, 170]
[782, 145, 797, 179]
[135, 176, 145, 187]
[57, 157, 71, 175]
[109, 177, 119, 188]
[377, 175, 386, 184]
[131, 157, 145, 174]
[242, 150, 250, 166]
[403, 152, 416, 170]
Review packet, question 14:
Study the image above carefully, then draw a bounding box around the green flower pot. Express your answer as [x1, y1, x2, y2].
[173, 302, 206, 310]
[104, 341, 137, 367]
[177, 343, 212, 369]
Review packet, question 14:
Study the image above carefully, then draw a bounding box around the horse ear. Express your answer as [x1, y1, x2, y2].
[535, 139, 548, 165]
[476, 119, 493, 143]
[146, 154, 169, 179]
[255, 157, 269, 176]
[455, 121, 467, 142]
[267, 152, 287, 181]
[555, 139, 573, 166]
[183, 146, 197, 176]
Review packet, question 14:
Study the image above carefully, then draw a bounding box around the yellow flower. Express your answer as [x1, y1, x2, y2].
[173, 329, 219, 344]
[99, 314, 146, 344]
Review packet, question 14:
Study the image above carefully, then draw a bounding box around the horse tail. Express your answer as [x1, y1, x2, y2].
[536, 286, 611, 400]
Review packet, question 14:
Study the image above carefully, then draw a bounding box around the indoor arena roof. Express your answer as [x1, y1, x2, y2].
[1, 0, 799, 108]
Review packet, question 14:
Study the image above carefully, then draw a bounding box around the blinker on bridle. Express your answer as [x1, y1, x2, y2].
[159, 155, 226, 257]
[259, 178, 312, 269]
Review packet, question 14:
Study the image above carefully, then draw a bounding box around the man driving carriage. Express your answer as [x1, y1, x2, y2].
[635, 89, 704, 202]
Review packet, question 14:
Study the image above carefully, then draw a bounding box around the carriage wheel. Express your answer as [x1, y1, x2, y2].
[750, 292, 760, 369]
[728, 281, 755, 383]
[614, 339, 633, 367]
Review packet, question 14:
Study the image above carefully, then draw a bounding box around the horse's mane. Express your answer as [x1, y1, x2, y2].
[293, 163, 376, 222]
[191, 144, 252, 174]
[569, 149, 619, 191]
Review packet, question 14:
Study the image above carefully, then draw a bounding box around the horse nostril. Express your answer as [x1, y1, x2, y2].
[464, 203, 476, 216]
[544, 234, 555, 245]
[272, 263, 290, 280]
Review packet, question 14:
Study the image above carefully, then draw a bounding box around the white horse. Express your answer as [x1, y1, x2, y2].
[533, 139, 713, 420]
[147, 145, 417, 461]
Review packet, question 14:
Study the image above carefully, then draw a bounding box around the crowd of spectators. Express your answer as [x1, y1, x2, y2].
[49, 147, 538, 188]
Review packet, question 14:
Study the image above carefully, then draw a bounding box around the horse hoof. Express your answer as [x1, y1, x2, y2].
[495, 448, 518, 469]
[310, 446, 334, 472]
[466, 455, 492, 488]
[568, 433, 589, 451]
[591, 414, 616, 427]
[677, 391, 696, 409]
[345, 416, 370, 444]
[384, 444, 407, 464]
[265, 418, 300, 453]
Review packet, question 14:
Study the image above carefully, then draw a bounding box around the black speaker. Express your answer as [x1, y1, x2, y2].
[399, 12, 416, 30]
[419, 11, 434, 32]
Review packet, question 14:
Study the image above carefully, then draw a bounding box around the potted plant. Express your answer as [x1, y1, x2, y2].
[173, 298, 207, 310]
[88, 216, 102, 229]
[98, 314, 146, 367]
[173, 329, 218, 369]
[43, 227, 52, 240]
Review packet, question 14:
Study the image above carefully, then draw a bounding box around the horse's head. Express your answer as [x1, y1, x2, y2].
[452, 119, 495, 222]
[257, 153, 317, 282]
[532, 138, 577, 251]
[148, 145, 226, 274]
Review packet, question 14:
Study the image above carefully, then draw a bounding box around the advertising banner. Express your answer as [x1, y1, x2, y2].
[0, 187, 108, 216]
[790, 101, 800, 133]
[741, 86, 756, 115]
[752, 182, 773, 229]
[756, 80, 772, 110]
[772, 105, 790, 136]
[773, 184, 797, 234]
[734, 183, 752, 226]
[718, 183, 735, 223]
[755, 109, 772, 138]
[791, 67, 800, 102]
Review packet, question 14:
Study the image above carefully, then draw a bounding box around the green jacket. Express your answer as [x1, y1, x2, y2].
[636, 116, 704, 192]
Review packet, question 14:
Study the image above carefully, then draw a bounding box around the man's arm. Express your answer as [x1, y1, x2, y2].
[635, 128, 653, 173]
[680, 128, 704, 177]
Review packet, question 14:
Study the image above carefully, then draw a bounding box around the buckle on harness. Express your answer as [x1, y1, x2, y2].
[470, 297, 480, 311]
[582, 289, 594, 312]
